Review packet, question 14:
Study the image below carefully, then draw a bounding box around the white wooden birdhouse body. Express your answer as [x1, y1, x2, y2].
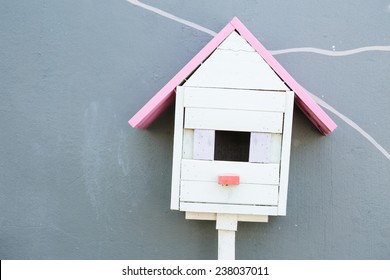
[169, 32, 295, 218]
[129, 18, 337, 221]
[172, 87, 294, 217]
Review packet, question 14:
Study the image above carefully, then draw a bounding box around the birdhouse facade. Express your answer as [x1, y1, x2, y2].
[170, 31, 294, 217]
[129, 18, 336, 220]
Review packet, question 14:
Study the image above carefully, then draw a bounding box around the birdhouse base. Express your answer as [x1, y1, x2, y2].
[185, 211, 268, 223]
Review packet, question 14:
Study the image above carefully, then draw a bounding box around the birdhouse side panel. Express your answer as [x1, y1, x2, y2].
[170, 87, 185, 210]
[277, 90, 295, 215]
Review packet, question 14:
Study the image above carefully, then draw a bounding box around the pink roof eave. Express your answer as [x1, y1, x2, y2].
[129, 17, 337, 135]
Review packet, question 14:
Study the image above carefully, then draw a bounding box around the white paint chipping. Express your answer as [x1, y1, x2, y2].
[126, 0, 217, 36]
[125, 0, 390, 161]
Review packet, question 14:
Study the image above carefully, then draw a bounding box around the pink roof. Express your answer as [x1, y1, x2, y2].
[129, 17, 337, 135]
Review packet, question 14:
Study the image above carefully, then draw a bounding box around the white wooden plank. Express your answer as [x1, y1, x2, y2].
[183, 87, 286, 112]
[185, 212, 268, 222]
[193, 129, 215, 160]
[170, 86, 185, 210]
[181, 159, 280, 185]
[185, 108, 283, 133]
[249, 132, 272, 163]
[182, 129, 194, 159]
[217, 31, 255, 52]
[218, 230, 235, 260]
[180, 181, 279, 206]
[185, 212, 216, 221]
[270, 133, 282, 163]
[237, 214, 268, 223]
[278, 91, 295, 215]
[183, 49, 289, 90]
[216, 214, 238, 231]
[180, 202, 278, 216]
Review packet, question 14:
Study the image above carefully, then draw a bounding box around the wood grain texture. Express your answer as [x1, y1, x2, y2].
[180, 202, 278, 215]
[185, 212, 217, 221]
[181, 159, 280, 185]
[180, 180, 279, 206]
[183, 86, 286, 112]
[185, 212, 268, 222]
[184, 107, 283, 133]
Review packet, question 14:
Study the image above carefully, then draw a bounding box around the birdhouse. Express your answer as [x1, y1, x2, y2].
[129, 17, 336, 259]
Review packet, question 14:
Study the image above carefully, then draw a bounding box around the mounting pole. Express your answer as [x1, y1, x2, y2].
[216, 213, 238, 260]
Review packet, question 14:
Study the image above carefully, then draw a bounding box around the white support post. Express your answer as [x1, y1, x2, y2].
[216, 214, 238, 260]
[218, 230, 236, 260]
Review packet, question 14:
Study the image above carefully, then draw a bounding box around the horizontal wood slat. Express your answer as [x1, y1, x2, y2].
[183, 87, 286, 112]
[185, 212, 269, 222]
[184, 108, 283, 133]
[181, 159, 280, 185]
[180, 181, 279, 206]
[180, 202, 278, 216]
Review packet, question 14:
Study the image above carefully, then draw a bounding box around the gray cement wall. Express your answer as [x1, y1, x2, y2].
[0, 0, 389, 259]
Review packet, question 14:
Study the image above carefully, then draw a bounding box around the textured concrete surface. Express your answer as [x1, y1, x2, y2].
[0, 0, 389, 259]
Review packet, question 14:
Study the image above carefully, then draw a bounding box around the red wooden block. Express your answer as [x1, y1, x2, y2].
[218, 175, 240, 185]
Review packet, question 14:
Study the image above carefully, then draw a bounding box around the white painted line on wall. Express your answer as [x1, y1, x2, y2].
[307, 91, 390, 160]
[126, 0, 390, 160]
[270, 46, 390, 56]
[126, 0, 217, 36]
[127, 1, 390, 57]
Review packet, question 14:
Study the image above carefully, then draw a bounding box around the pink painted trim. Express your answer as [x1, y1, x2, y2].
[129, 23, 235, 128]
[129, 17, 337, 135]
